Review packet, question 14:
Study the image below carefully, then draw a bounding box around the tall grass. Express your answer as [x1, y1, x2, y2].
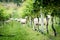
[0, 21, 50, 40]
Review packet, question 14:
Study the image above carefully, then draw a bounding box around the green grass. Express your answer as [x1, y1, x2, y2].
[53, 24, 60, 40]
[45, 24, 60, 40]
[0, 20, 60, 40]
[0, 21, 50, 40]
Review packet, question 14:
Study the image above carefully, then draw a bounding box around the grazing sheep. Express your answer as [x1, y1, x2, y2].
[15, 18, 21, 22]
[47, 15, 51, 19]
[14, 18, 18, 21]
[9, 18, 14, 21]
[33, 18, 48, 31]
[15, 18, 27, 24]
[20, 18, 27, 24]
[5, 18, 14, 23]
[47, 15, 51, 25]
[34, 18, 39, 25]
[33, 18, 39, 31]
[5, 20, 11, 23]
[44, 18, 47, 25]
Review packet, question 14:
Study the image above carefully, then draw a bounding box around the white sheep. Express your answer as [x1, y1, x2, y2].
[9, 18, 14, 20]
[39, 18, 47, 25]
[14, 18, 18, 21]
[34, 18, 38, 25]
[20, 18, 27, 24]
[12, 18, 27, 24]
[5, 20, 11, 23]
[33, 18, 48, 30]
[5, 18, 14, 23]
[44, 18, 47, 25]
[15, 18, 21, 22]
[33, 18, 39, 30]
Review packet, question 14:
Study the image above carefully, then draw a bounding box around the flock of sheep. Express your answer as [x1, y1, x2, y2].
[5, 15, 51, 31]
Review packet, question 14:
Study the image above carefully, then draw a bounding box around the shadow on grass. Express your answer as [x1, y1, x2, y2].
[38, 29, 46, 35]
[0, 34, 15, 37]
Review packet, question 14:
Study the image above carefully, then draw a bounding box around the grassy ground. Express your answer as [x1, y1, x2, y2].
[0, 21, 49, 40]
[0, 21, 60, 40]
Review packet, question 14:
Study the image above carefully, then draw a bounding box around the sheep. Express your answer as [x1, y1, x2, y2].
[33, 18, 39, 31]
[47, 15, 51, 19]
[9, 18, 14, 21]
[34, 18, 39, 25]
[5, 18, 14, 23]
[33, 18, 48, 31]
[39, 18, 47, 26]
[14, 18, 18, 21]
[15, 18, 21, 22]
[47, 15, 51, 25]
[20, 18, 27, 24]
[14, 18, 27, 24]
[44, 18, 47, 25]
[33, 18, 46, 25]
[5, 20, 11, 23]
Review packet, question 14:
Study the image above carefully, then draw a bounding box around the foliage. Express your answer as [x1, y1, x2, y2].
[43, 0, 60, 7]
[0, 6, 13, 21]
[17, 0, 34, 18]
